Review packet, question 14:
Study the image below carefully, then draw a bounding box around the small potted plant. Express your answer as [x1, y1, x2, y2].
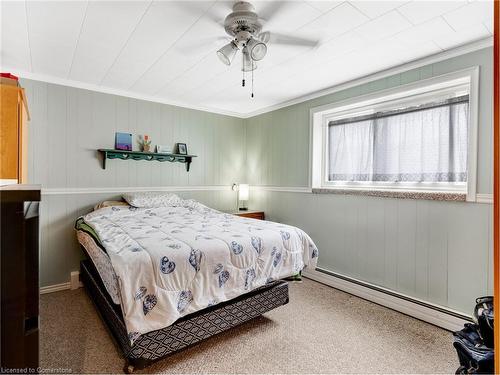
[139, 135, 152, 152]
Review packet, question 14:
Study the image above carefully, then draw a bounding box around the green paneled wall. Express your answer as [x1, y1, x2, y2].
[245, 47, 493, 314]
[22, 79, 245, 287]
[23, 80, 246, 189]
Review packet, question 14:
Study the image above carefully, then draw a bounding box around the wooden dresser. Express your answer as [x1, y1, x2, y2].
[0, 185, 41, 371]
[0, 79, 30, 184]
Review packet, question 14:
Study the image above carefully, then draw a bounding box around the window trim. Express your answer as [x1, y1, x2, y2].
[309, 67, 480, 202]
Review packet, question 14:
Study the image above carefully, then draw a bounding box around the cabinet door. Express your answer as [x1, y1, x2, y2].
[18, 92, 28, 183]
[0, 86, 20, 180]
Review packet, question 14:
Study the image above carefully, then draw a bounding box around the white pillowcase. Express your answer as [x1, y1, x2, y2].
[122, 192, 182, 208]
[93, 200, 129, 211]
[180, 199, 213, 213]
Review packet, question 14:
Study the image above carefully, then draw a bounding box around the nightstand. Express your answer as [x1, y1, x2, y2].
[233, 210, 265, 220]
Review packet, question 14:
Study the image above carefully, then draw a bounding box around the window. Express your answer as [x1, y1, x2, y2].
[310, 68, 479, 201]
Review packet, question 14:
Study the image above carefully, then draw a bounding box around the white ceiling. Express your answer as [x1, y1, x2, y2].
[1, 0, 493, 118]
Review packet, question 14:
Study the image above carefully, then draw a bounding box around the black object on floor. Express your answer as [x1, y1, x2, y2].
[453, 296, 494, 374]
[473, 297, 494, 348]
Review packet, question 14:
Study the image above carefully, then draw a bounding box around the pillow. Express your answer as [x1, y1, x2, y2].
[122, 192, 182, 208]
[180, 199, 212, 213]
[93, 200, 129, 211]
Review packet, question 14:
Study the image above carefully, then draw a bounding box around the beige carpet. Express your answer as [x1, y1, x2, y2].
[40, 279, 458, 374]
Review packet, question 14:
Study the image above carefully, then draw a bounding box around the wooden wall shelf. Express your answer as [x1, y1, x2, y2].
[98, 149, 197, 171]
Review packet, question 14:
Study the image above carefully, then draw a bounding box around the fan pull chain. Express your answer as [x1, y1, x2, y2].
[242, 69, 245, 87]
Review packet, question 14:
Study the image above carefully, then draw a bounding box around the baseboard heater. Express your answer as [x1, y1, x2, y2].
[303, 267, 472, 331]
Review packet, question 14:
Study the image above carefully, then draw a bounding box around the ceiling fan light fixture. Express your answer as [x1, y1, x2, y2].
[216, 41, 238, 65]
[242, 47, 257, 72]
[246, 37, 267, 61]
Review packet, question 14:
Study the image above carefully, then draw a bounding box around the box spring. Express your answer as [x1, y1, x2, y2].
[80, 259, 289, 372]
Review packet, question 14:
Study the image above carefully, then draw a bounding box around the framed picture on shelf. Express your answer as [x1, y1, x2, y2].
[176, 143, 187, 155]
[115, 132, 132, 151]
[156, 145, 171, 154]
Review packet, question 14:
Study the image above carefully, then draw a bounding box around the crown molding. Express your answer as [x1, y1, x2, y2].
[5, 68, 244, 119]
[5, 37, 492, 120]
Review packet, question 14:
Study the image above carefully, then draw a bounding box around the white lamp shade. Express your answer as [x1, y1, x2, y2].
[246, 37, 267, 61]
[239, 184, 249, 201]
[217, 41, 238, 66]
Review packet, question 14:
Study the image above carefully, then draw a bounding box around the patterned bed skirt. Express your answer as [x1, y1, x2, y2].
[80, 259, 289, 372]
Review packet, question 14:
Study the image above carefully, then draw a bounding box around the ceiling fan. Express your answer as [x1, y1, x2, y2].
[214, 1, 320, 97]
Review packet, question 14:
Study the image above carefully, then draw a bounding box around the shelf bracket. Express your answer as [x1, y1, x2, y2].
[102, 151, 107, 169]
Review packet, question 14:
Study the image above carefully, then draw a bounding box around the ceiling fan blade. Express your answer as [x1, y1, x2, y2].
[257, 1, 288, 21]
[174, 1, 229, 27]
[258, 31, 319, 48]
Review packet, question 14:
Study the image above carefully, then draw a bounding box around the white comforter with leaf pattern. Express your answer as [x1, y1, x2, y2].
[83, 202, 318, 343]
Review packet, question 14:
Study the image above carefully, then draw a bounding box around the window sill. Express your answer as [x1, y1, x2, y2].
[311, 187, 467, 202]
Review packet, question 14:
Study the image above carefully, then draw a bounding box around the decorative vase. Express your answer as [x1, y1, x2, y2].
[143, 144, 150, 152]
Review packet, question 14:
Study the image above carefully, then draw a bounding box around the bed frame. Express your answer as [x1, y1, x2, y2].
[80, 259, 290, 373]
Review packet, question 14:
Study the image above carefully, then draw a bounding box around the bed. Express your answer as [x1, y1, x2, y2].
[75, 193, 318, 372]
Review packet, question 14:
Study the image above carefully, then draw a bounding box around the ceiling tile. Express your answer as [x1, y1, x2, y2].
[256, 42, 313, 69]
[484, 20, 493, 35]
[375, 37, 441, 63]
[254, 31, 367, 84]
[313, 31, 368, 61]
[250, 41, 405, 106]
[299, 2, 369, 40]
[155, 53, 229, 97]
[176, 68, 242, 103]
[252, 1, 322, 33]
[398, 1, 467, 25]
[394, 17, 454, 45]
[100, 1, 213, 90]
[26, 1, 87, 76]
[433, 23, 490, 50]
[131, 50, 208, 95]
[131, 2, 230, 95]
[443, 1, 493, 31]
[355, 10, 412, 42]
[69, 1, 151, 84]
[349, 1, 409, 19]
[1, 1, 31, 71]
[305, 1, 343, 13]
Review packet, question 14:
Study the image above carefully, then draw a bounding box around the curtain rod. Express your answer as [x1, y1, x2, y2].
[329, 95, 469, 127]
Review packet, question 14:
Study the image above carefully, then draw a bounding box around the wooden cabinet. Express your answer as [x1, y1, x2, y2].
[0, 82, 30, 184]
[233, 211, 265, 220]
[0, 185, 41, 371]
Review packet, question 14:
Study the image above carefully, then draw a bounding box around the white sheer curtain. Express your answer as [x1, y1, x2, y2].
[328, 100, 469, 183]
